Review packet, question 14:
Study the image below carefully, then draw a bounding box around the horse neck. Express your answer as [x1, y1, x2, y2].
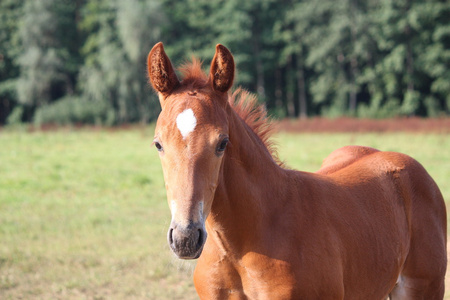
[207, 106, 287, 254]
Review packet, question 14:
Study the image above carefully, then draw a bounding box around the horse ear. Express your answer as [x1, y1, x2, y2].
[147, 42, 179, 106]
[209, 44, 235, 94]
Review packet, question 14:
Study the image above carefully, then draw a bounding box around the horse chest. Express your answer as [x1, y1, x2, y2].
[238, 261, 297, 298]
[195, 251, 303, 299]
[196, 258, 344, 300]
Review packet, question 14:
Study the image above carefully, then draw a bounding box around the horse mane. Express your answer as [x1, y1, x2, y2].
[178, 57, 208, 87]
[228, 89, 283, 166]
[178, 59, 282, 166]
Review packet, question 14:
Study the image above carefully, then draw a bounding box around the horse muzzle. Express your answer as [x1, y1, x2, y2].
[168, 221, 207, 259]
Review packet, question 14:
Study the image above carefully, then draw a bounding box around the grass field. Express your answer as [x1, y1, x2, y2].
[0, 127, 448, 299]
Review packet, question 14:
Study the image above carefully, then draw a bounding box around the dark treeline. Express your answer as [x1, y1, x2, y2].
[0, 0, 449, 125]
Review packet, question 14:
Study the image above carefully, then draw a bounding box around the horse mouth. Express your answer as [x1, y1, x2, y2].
[174, 245, 204, 260]
[170, 240, 205, 260]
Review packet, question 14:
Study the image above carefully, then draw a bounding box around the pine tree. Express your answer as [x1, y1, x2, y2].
[79, 0, 165, 124]
[365, 0, 450, 117]
[15, 0, 80, 120]
[0, 0, 24, 124]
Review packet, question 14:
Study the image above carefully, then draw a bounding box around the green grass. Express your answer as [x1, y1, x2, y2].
[0, 128, 448, 299]
[0, 128, 197, 299]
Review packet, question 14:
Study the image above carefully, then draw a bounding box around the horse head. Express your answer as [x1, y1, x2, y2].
[148, 43, 234, 259]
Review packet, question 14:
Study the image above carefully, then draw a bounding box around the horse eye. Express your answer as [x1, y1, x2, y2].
[154, 141, 163, 152]
[216, 138, 229, 154]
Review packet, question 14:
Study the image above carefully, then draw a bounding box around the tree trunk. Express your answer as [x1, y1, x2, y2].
[405, 0, 415, 116]
[252, 27, 265, 100]
[275, 68, 283, 110]
[349, 56, 358, 113]
[348, 0, 358, 114]
[286, 55, 295, 118]
[297, 63, 307, 119]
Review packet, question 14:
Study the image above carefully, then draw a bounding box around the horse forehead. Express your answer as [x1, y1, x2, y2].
[176, 108, 197, 139]
[164, 96, 221, 125]
[157, 103, 224, 144]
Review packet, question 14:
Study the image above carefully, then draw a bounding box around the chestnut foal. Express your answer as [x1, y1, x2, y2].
[147, 42, 446, 299]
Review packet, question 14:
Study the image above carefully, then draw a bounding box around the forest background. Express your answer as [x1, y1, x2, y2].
[0, 0, 449, 126]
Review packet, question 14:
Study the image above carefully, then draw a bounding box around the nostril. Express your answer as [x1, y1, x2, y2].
[197, 229, 203, 247]
[169, 228, 174, 245]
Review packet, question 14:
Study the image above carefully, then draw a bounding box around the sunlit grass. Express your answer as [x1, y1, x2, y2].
[0, 128, 448, 299]
[0, 128, 197, 299]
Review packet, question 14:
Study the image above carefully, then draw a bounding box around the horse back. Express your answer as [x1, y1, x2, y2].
[318, 145, 446, 235]
[317, 145, 379, 175]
